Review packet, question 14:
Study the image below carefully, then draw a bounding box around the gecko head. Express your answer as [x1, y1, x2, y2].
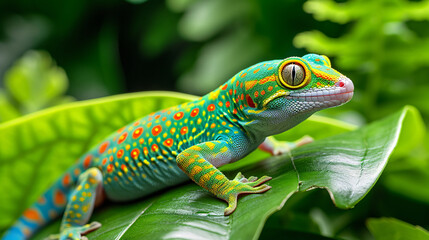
[234, 54, 353, 134]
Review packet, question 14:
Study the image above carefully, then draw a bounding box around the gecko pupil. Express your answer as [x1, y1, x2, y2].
[282, 63, 305, 87]
[291, 65, 296, 85]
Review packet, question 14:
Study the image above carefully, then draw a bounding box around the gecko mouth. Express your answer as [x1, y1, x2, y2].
[286, 76, 354, 106]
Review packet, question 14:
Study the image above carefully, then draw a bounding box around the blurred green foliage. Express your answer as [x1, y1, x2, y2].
[0, 51, 72, 122]
[1, 0, 429, 239]
[294, 0, 429, 122]
[367, 218, 429, 240]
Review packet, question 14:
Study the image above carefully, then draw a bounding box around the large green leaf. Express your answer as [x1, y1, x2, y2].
[0, 91, 419, 239]
[367, 218, 429, 240]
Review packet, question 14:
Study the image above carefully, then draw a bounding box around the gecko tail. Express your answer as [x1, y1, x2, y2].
[1, 164, 84, 240]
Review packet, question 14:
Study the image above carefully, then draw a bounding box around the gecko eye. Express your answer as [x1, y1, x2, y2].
[282, 63, 305, 87]
[278, 60, 310, 89]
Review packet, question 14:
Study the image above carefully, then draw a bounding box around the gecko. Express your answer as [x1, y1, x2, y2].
[2, 54, 353, 240]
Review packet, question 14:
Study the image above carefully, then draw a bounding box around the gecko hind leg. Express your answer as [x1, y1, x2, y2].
[47, 168, 103, 240]
[259, 135, 314, 156]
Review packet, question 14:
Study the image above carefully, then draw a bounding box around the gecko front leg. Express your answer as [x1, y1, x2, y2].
[47, 168, 103, 240]
[258, 136, 314, 156]
[176, 141, 271, 215]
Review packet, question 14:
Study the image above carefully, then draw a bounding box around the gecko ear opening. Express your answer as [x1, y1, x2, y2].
[277, 60, 311, 89]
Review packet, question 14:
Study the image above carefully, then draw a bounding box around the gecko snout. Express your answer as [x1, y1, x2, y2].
[336, 77, 354, 93]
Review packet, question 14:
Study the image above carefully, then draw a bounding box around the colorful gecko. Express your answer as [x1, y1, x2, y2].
[2, 54, 353, 240]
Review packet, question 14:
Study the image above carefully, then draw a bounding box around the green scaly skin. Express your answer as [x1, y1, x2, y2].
[2, 54, 354, 240]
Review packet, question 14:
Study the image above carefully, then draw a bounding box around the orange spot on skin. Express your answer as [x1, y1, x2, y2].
[210, 123, 216, 129]
[162, 117, 167, 121]
[107, 164, 114, 173]
[99, 142, 109, 154]
[131, 149, 140, 159]
[268, 86, 273, 91]
[261, 90, 265, 95]
[143, 147, 149, 156]
[163, 138, 174, 147]
[133, 127, 143, 139]
[170, 127, 176, 134]
[117, 149, 124, 158]
[83, 155, 92, 169]
[155, 115, 161, 119]
[109, 155, 114, 162]
[54, 190, 66, 206]
[190, 108, 199, 117]
[62, 174, 71, 186]
[74, 168, 80, 176]
[151, 144, 159, 152]
[147, 122, 152, 128]
[233, 109, 238, 114]
[218, 101, 223, 107]
[173, 112, 184, 120]
[254, 91, 259, 98]
[253, 69, 260, 74]
[221, 84, 228, 90]
[24, 209, 41, 222]
[151, 125, 162, 136]
[315, 58, 320, 62]
[207, 104, 216, 112]
[102, 158, 107, 165]
[180, 126, 188, 135]
[241, 73, 247, 78]
[121, 164, 128, 172]
[229, 89, 233, 95]
[139, 138, 144, 144]
[117, 127, 125, 133]
[259, 75, 275, 84]
[225, 101, 230, 107]
[245, 80, 258, 90]
[117, 132, 128, 144]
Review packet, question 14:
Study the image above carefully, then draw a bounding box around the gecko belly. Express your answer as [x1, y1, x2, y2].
[102, 159, 189, 201]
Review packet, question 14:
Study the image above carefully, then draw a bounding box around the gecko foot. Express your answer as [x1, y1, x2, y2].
[46, 221, 101, 240]
[222, 172, 272, 216]
[272, 135, 314, 156]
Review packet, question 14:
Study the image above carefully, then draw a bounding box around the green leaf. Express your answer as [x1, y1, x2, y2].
[0, 90, 418, 239]
[0, 90, 20, 123]
[293, 106, 412, 208]
[367, 218, 429, 240]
